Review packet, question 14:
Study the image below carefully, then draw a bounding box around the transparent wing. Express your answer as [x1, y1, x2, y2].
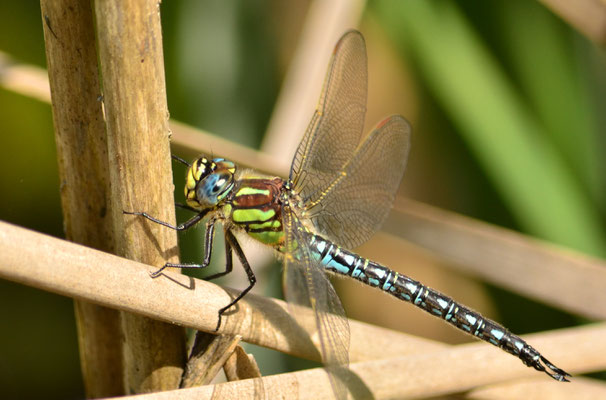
[290, 30, 367, 200]
[282, 206, 350, 400]
[304, 115, 411, 249]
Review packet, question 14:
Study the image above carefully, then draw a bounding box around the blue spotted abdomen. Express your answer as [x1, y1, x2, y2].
[308, 233, 549, 368]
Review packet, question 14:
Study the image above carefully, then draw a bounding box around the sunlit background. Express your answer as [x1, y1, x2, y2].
[0, 1, 604, 398]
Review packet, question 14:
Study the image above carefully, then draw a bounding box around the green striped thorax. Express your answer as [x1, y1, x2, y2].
[185, 157, 236, 211]
[183, 156, 289, 248]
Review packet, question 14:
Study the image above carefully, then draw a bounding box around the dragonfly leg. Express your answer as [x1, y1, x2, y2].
[123, 208, 208, 231]
[214, 229, 256, 331]
[123, 209, 211, 276]
[203, 230, 233, 281]
[149, 215, 218, 277]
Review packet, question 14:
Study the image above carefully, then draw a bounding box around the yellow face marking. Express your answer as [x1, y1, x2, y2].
[186, 199, 200, 208]
[191, 159, 207, 181]
[186, 169, 197, 191]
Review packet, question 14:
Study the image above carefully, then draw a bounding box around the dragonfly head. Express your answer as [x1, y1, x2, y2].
[184, 157, 236, 210]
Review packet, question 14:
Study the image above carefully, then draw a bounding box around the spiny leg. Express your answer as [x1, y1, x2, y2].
[215, 229, 257, 331]
[150, 216, 219, 277]
[203, 232, 233, 281]
[123, 208, 208, 231]
[123, 209, 210, 276]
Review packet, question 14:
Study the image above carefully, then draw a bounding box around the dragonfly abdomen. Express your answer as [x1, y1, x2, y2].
[308, 233, 569, 381]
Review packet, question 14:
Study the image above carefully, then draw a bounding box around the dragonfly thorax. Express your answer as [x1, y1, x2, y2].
[228, 177, 286, 247]
[184, 157, 236, 210]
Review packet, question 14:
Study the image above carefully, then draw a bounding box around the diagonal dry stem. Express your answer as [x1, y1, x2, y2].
[2, 52, 605, 321]
[0, 220, 604, 393]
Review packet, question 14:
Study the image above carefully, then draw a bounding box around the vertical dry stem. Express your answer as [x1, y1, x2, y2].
[93, 0, 186, 393]
[39, 1, 123, 397]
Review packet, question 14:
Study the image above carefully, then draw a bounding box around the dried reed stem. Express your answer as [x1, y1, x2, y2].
[0, 220, 443, 363]
[40, 1, 122, 396]
[391, 198, 606, 320]
[99, 325, 606, 399]
[2, 53, 604, 321]
[93, 0, 185, 393]
[1, 220, 604, 400]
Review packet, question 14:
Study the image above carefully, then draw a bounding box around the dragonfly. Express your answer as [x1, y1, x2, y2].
[126, 30, 570, 397]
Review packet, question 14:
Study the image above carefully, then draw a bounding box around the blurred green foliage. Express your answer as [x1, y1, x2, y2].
[374, 0, 605, 256]
[0, 1, 603, 398]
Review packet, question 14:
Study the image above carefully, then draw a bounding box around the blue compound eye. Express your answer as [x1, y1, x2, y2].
[210, 175, 225, 194]
[197, 172, 232, 206]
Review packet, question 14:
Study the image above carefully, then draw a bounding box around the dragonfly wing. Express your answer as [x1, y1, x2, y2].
[282, 208, 350, 399]
[306, 115, 411, 249]
[290, 31, 367, 201]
